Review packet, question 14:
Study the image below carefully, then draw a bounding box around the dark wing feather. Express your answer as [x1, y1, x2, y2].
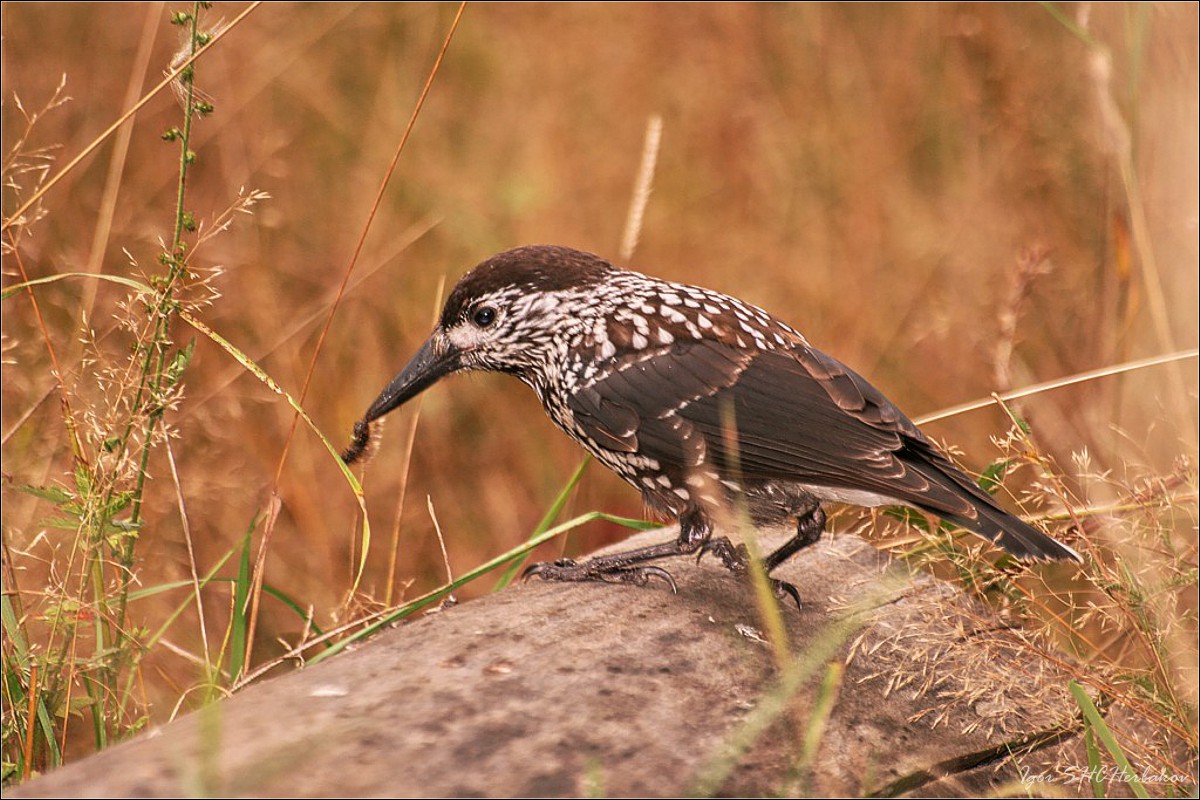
[568, 339, 1079, 562]
[570, 351, 722, 469]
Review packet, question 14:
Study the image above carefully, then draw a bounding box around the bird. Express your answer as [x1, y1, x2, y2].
[345, 244, 1081, 606]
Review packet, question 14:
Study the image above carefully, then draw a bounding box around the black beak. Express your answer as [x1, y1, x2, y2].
[363, 333, 461, 423]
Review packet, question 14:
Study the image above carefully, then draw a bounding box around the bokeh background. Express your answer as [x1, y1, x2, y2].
[3, 2, 1197, 762]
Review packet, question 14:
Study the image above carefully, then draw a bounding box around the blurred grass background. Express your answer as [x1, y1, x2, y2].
[2, 2, 1197, 773]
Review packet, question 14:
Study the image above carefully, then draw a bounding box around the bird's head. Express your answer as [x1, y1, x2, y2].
[359, 245, 613, 425]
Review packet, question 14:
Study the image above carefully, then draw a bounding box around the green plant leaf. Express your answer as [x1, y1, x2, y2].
[977, 458, 1014, 495]
[17, 484, 73, 505]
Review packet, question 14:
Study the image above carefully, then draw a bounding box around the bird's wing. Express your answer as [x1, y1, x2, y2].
[568, 339, 968, 508]
[566, 338, 1082, 561]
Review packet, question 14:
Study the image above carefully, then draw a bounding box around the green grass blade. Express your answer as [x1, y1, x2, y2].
[690, 573, 905, 797]
[493, 456, 592, 591]
[179, 310, 372, 591]
[229, 527, 254, 683]
[126, 579, 212, 601]
[140, 541, 239, 650]
[1069, 681, 1148, 799]
[308, 510, 656, 666]
[1, 594, 29, 662]
[128, 578, 328, 645]
[1, 271, 152, 301]
[1083, 725, 1106, 798]
[27, 667, 63, 767]
[796, 661, 844, 783]
[261, 584, 328, 644]
[0, 596, 62, 766]
[81, 673, 106, 750]
[688, 613, 860, 797]
[1038, 2, 1099, 47]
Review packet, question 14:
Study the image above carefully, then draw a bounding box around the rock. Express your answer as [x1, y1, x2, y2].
[11, 529, 1092, 798]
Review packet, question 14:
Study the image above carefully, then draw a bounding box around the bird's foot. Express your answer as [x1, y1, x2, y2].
[697, 538, 804, 610]
[523, 559, 678, 594]
[698, 537, 749, 573]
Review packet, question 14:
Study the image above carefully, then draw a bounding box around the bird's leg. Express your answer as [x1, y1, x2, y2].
[523, 506, 714, 594]
[756, 505, 826, 609]
[697, 504, 826, 610]
[763, 504, 826, 572]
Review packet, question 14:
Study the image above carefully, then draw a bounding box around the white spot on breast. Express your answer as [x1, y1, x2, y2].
[631, 332, 648, 349]
[656, 327, 674, 344]
[599, 340, 616, 359]
[696, 314, 713, 329]
[672, 487, 691, 500]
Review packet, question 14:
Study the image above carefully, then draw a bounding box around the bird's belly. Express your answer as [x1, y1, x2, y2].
[738, 479, 911, 526]
[795, 484, 910, 509]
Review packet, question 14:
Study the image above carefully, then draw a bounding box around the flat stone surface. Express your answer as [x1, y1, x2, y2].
[12, 529, 1093, 797]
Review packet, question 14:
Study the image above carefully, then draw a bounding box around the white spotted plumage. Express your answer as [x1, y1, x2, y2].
[357, 244, 1081, 566]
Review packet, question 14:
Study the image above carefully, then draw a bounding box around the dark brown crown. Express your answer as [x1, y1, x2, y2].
[439, 245, 613, 328]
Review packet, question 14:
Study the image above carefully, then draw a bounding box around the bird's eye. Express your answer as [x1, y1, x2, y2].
[472, 305, 497, 328]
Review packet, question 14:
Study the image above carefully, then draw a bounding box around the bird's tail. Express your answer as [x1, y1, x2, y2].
[903, 451, 1083, 563]
[940, 500, 1082, 563]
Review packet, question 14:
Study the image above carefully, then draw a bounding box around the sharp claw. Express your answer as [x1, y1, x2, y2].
[773, 579, 804, 611]
[522, 558, 578, 582]
[633, 565, 677, 594]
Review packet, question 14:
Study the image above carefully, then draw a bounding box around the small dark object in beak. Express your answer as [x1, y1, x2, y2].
[341, 419, 373, 465]
[342, 335, 460, 465]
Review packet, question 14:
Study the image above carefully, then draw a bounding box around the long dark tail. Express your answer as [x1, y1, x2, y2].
[940, 501, 1082, 562]
[903, 450, 1082, 563]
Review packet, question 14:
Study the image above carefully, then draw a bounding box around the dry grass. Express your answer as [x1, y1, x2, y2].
[2, 2, 1196, 790]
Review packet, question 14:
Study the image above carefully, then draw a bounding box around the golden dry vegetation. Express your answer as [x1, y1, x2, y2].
[2, 2, 1196, 786]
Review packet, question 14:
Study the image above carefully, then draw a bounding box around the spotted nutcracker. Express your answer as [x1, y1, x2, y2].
[344, 245, 1080, 605]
